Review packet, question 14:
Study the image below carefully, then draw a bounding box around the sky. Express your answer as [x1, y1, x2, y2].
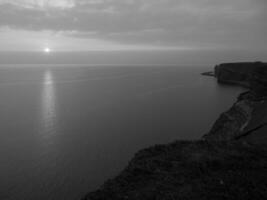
[0, 0, 266, 52]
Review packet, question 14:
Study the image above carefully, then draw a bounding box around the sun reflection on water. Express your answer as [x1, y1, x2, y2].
[41, 70, 56, 137]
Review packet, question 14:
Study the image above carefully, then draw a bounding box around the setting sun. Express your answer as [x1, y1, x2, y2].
[44, 48, 51, 53]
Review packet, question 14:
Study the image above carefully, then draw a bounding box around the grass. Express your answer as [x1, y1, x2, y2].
[83, 140, 267, 200]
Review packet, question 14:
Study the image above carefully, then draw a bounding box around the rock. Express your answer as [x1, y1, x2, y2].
[201, 71, 215, 77]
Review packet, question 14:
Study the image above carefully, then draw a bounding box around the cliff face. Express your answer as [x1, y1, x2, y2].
[203, 92, 254, 141]
[203, 91, 267, 143]
[82, 62, 267, 200]
[214, 62, 265, 88]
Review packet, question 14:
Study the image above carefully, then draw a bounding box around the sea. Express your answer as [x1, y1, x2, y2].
[0, 51, 246, 200]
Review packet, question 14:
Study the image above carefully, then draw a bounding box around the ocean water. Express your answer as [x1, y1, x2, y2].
[0, 64, 244, 200]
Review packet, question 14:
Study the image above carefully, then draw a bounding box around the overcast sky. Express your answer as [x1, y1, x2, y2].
[0, 0, 266, 51]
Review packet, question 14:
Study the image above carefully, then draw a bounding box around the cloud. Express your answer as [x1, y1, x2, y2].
[0, 0, 75, 9]
[0, 0, 266, 49]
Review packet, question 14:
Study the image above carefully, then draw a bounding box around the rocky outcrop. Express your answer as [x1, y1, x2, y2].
[82, 62, 267, 200]
[201, 71, 215, 77]
[214, 62, 266, 88]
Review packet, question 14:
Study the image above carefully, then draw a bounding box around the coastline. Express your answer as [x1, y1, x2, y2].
[82, 62, 267, 200]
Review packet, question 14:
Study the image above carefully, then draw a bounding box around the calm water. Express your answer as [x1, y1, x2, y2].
[0, 65, 244, 200]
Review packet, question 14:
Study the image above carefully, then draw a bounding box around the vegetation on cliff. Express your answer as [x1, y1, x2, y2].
[83, 140, 267, 200]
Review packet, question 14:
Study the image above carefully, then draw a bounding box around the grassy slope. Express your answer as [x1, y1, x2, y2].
[83, 140, 267, 200]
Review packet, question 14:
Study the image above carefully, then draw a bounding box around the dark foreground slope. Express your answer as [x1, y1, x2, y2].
[82, 62, 267, 200]
[83, 141, 267, 200]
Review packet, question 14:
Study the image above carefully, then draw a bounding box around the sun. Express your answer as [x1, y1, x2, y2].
[44, 47, 51, 53]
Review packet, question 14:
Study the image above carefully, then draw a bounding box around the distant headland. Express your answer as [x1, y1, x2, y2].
[82, 62, 267, 200]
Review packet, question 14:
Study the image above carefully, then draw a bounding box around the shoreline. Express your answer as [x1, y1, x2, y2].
[82, 62, 267, 200]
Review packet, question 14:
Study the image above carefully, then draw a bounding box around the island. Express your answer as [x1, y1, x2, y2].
[82, 62, 267, 200]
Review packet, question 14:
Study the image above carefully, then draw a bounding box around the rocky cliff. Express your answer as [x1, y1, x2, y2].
[204, 62, 267, 143]
[82, 62, 267, 200]
[214, 62, 263, 87]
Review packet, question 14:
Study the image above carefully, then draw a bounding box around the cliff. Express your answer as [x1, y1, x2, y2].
[82, 62, 267, 200]
[204, 62, 267, 142]
[214, 62, 266, 88]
